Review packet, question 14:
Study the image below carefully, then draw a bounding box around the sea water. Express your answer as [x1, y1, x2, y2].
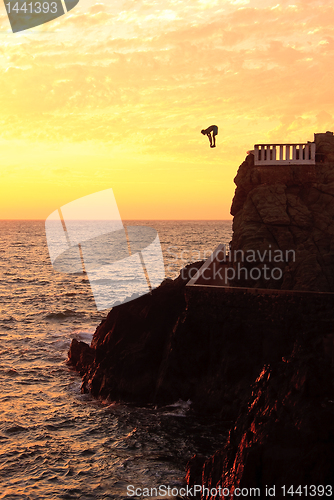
[0, 220, 232, 500]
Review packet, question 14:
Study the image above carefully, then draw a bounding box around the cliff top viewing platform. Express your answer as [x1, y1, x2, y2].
[253, 131, 334, 166]
[254, 142, 316, 166]
[187, 131, 334, 294]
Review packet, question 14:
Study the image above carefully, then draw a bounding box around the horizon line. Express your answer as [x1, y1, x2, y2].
[0, 218, 233, 222]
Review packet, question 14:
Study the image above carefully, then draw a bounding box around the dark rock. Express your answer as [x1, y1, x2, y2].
[230, 135, 334, 291]
[185, 454, 206, 487]
[68, 261, 205, 403]
[68, 267, 334, 419]
[68, 338, 94, 376]
[186, 330, 334, 497]
[315, 131, 334, 162]
[68, 132, 334, 489]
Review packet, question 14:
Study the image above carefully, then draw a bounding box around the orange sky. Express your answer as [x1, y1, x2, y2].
[0, 0, 334, 219]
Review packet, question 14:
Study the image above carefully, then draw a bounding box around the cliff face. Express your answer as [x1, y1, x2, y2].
[230, 132, 334, 291]
[68, 264, 200, 404]
[186, 327, 334, 497]
[183, 132, 334, 493]
[68, 272, 334, 418]
[68, 131, 334, 490]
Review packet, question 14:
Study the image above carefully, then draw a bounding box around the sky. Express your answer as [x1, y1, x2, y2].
[0, 0, 334, 219]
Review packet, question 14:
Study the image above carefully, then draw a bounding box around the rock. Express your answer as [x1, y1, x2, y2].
[183, 132, 334, 493]
[68, 269, 334, 417]
[230, 135, 334, 291]
[68, 261, 205, 403]
[186, 330, 334, 497]
[315, 131, 334, 162]
[68, 131, 334, 490]
[68, 338, 94, 376]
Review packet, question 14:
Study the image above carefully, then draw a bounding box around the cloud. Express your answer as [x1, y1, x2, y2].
[3, 0, 334, 218]
[0, 0, 334, 148]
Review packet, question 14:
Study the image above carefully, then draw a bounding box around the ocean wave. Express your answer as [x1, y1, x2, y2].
[5, 369, 19, 377]
[4, 425, 28, 434]
[74, 330, 94, 343]
[158, 399, 192, 417]
[44, 310, 84, 320]
[0, 220, 233, 499]
[0, 316, 16, 323]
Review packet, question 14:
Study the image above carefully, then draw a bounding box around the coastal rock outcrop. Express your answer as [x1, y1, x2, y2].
[69, 131, 334, 491]
[230, 132, 334, 291]
[68, 271, 334, 417]
[186, 328, 334, 497]
[68, 262, 204, 404]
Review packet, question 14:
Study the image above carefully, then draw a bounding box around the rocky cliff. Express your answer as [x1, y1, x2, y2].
[69, 276, 334, 414]
[186, 324, 334, 497]
[68, 131, 334, 492]
[230, 132, 334, 291]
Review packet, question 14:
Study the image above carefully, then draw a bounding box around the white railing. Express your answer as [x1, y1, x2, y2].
[254, 143, 316, 166]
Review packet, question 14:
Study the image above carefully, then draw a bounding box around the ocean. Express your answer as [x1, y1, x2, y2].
[0, 220, 232, 500]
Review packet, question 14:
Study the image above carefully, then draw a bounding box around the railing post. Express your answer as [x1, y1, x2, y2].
[254, 145, 259, 164]
[273, 146, 276, 161]
[292, 145, 297, 161]
[266, 146, 269, 161]
[300, 144, 304, 160]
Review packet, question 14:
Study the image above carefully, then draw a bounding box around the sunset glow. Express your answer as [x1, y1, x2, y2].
[0, 0, 333, 219]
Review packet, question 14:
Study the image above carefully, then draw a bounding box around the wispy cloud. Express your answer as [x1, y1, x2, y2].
[1, 0, 334, 217]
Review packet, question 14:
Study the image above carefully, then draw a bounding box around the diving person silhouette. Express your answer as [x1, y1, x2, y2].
[201, 125, 218, 148]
